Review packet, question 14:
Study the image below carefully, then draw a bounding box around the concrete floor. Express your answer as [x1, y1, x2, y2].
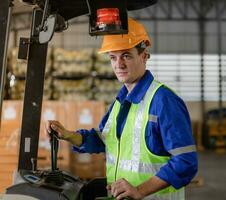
[186, 150, 226, 200]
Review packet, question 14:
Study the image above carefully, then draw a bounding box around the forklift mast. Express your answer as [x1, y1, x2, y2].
[18, 8, 49, 170]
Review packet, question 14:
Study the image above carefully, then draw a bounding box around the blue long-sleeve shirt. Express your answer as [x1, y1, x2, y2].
[73, 70, 198, 189]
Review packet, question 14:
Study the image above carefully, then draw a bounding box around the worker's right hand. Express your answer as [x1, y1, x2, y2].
[45, 120, 83, 146]
[45, 120, 69, 140]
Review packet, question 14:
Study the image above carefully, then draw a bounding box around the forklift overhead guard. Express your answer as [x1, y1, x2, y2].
[21, 0, 157, 20]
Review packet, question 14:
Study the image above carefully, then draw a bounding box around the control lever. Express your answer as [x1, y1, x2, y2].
[44, 129, 64, 186]
[50, 129, 59, 171]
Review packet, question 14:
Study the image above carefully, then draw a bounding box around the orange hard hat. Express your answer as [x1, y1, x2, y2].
[98, 17, 151, 54]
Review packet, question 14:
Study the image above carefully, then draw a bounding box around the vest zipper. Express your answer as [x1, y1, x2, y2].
[114, 138, 121, 181]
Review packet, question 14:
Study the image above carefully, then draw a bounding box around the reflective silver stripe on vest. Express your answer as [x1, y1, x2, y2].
[168, 145, 197, 156]
[119, 159, 164, 174]
[102, 103, 115, 141]
[107, 153, 164, 174]
[106, 153, 116, 165]
[144, 189, 185, 200]
[132, 81, 161, 171]
[149, 114, 158, 123]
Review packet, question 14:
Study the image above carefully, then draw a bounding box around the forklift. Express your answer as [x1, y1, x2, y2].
[0, 0, 157, 199]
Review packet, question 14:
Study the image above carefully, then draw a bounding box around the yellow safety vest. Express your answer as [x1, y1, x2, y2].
[102, 80, 184, 200]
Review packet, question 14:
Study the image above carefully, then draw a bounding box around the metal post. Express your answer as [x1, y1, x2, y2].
[153, 9, 158, 54]
[217, 1, 223, 126]
[216, 0, 225, 152]
[199, 18, 205, 125]
[0, 0, 12, 126]
[199, 2, 207, 148]
[18, 8, 48, 171]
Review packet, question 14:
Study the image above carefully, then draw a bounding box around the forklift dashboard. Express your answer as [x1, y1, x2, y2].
[23, 174, 41, 184]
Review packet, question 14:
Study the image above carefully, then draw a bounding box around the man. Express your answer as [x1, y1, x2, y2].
[46, 18, 198, 200]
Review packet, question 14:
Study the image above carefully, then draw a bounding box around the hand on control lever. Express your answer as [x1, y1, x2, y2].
[50, 128, 60, 140]
[45, 120, 68, 140]
[45, 120, 83, 146]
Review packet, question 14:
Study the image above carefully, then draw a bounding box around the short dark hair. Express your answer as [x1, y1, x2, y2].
[135, 41, 147, 54]
[135, 41, 150, 58]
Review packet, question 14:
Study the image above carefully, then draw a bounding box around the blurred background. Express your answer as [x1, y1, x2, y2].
[0, 0, 226, 199]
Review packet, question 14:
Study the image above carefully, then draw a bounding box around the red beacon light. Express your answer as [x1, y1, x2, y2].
[94, 7, 126, 35]
[96, 8, 121, 29]
[87, 0, 128, 36]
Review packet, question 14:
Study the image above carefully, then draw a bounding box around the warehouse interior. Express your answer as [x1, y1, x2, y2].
[0, 0, 226, 199]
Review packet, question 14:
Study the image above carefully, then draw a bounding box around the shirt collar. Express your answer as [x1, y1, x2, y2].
[116, 70, 154, 104]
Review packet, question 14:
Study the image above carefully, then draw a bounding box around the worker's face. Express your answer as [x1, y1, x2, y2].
[108, 48, 147, 85]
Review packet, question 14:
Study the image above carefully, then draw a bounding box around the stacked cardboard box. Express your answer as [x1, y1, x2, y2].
[0, 100, 106, 192]
[41, 100, 107, 180]
[0, 101, 22, 193]
[70, 153, 106, 180]
[64, 101, 107, 180]
[38, 101, 70, 171]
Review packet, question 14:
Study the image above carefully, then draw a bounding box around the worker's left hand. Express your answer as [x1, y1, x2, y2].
[108, 178, 143, 200]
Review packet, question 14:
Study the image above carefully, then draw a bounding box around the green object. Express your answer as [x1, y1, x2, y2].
[103, 80, 185, 200]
